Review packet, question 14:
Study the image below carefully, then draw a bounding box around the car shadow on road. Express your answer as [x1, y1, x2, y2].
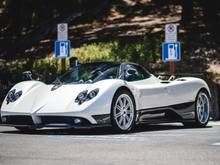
[0, 123, 212, 136]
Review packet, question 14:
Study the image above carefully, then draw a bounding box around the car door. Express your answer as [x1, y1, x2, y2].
[124, 64, 169, 110]
[165, 79, 197, 105]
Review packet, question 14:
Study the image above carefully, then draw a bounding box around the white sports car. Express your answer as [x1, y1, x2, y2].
[0, 62, 211, 132]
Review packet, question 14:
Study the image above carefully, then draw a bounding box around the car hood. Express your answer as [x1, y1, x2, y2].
[1, 81, 91, 114]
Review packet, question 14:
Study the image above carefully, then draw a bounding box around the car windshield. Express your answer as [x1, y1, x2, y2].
[54, 62, 120, 84]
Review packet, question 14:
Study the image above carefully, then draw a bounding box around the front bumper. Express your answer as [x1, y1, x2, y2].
[0, 113, 111, 128]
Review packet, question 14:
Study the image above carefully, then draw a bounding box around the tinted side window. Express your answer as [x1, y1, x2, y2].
[124, 64, 150, 82]
[93, 66, 119, 81]
[134, 65, 151, 79]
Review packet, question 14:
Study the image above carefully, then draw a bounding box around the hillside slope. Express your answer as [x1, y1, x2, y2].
[0, 0, 219, 80]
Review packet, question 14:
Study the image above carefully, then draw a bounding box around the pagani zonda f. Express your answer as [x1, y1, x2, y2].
[0, 62, 211, 132]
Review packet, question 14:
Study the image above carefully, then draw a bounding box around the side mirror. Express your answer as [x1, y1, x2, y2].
[22, 71, 33, 80]
[69, 57, 78, 68]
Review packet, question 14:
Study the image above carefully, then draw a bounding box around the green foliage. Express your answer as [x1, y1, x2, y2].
[74, 42, 116, 62]
[0, 58, 59, 84]
[4, 60, 27, 74]
[0, 36, 163, 85]
[32, 58, 58, 82]
[73, 36, 162, 66]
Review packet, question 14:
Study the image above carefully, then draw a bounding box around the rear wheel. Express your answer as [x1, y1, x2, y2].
[183, 90, 210, 127]
[111, 89, 136, 133]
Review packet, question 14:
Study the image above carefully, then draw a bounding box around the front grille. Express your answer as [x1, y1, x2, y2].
[4, 115, 33, 125]
[41, 116, 74, 124]
[40, 116, 91, 126]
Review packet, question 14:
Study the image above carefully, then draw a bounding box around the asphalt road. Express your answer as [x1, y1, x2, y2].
[1, 122, 220, 165]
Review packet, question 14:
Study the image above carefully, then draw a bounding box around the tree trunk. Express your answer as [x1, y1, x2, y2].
[181, 0, 194, 25]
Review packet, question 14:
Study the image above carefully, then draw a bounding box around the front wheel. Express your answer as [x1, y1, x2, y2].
[111, 89, 136, 133]
[183, 90, 210, 127]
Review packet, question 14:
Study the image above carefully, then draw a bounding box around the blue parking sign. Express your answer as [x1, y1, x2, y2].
[162, 42, 181, 62]
[55, 40, 71, 58]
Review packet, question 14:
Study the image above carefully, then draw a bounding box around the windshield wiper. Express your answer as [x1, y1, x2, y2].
[53, 78, 62, 85]
[51, 78, 63, 91]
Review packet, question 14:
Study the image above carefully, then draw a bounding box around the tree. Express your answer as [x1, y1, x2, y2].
[181, 0, 194, 25]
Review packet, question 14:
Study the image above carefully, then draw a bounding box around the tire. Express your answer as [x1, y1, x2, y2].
[110, 89, 136, 133]
[183, 89, 210, 127]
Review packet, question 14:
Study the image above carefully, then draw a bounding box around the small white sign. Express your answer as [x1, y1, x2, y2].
[57, 23, 68, 41]
[165, 24, 177, 43]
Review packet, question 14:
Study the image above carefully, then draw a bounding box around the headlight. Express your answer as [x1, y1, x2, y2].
[6, 89, 22, 104]
[87, 88, 99, 100]
[75, 90, 88, 104]
[75, 88, 99, 105]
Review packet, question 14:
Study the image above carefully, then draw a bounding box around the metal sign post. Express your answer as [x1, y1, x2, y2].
[170, 60, 175, 75]
[55, 23, 70, 72]
[55, 40, 70, 72]
[59, 23, 67, 73]
[170, 62, 175, 75]
[163, 24, 180, 75]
